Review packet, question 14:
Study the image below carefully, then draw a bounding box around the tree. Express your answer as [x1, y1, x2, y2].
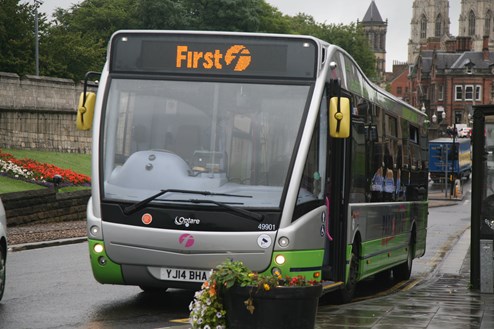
[0, 0, 376, 81]
[183, 0, 263, 32]
[52, 0, 138, 44]
[317, 23, 376, 79]
[287, 14, 376, 78]
[257, 1, 291, 34]
[40, 28, 106, 81]
[0, 0, 47, 76]
[135, 0, 189, 29]
[43, 0, 139, 80]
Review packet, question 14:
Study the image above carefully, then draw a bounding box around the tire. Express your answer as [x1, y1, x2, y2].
[393, 241, 414, 281]
[0, 244, 6, 301]
[339, 242, 359, 303]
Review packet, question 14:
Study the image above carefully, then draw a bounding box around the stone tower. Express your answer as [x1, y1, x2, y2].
[360, 1, 387, 77]
[458, 0, 494, 51]
[408, 0, 451, 63]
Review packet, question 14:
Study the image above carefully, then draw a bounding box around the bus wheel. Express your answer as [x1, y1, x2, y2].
[339, 242, 359, 303]
[393, 241, 414, 281]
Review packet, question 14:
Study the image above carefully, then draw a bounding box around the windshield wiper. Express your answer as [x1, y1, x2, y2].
[123, 189, 252, 215]
[179, 199, 264, 222]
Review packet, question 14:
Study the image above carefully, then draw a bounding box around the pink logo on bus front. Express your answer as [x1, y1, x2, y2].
[179, 233, 195, 248]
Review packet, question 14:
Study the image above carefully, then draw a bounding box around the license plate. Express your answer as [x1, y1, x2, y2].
[160, 267, 210, 283]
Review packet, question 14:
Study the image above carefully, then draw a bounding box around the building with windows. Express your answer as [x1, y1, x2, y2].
[408, 36, 494, 136]
[408, 0, 452, 64]
[392, 0, 494, 136]
[458, 0, 494, 52]
[387, 61, 410, 102]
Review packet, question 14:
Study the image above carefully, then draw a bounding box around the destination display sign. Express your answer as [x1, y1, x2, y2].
[110, 32, 317, 79]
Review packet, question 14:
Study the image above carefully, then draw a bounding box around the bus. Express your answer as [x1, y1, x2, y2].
[77, 30, 428, 302]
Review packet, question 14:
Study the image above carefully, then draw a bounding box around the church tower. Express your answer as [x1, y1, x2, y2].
[360, 1, 387, 78]
[458, 0, 494, 51]
[408, 0, 451, 63]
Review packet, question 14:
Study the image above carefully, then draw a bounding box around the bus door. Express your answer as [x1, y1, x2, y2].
[323, 81, 352, 283]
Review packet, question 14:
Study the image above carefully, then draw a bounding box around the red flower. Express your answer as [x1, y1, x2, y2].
[0, 149, 90, 186]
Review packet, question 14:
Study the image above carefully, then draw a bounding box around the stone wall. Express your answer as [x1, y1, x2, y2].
[1, 189, 90, 226]
[0, 72, 95, 153]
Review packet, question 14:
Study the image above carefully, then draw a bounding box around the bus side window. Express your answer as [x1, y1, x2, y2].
[349, 121, 366, 203]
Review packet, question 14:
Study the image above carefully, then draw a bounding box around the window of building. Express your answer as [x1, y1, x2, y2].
[475, 85, 482, 101]
[397, 87, 402, 95]
[455, 85, 463, 101]
[454, 111, 462, 125]
[420, 15, 427, 39]
[438, 85, 444, 101]
[469, 11, 476, 36]
[465, 85, 474, 100]
[435, 14, 442, 37]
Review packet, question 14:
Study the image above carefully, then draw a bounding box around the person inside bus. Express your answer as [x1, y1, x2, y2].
[383, 167, 395, 202]
[395, 169, 403, 200]
[371, 166, 384, 202]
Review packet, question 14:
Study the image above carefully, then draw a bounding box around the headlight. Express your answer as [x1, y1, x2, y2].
[275, 254, 286, 265]
[93, 243, 104, 254]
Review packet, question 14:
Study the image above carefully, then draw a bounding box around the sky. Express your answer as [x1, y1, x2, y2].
[35, 0, 462, 72]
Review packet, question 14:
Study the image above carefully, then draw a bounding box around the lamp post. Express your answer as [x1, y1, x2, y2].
[450, 113, 458, 198]
[34, 0, 43, 76]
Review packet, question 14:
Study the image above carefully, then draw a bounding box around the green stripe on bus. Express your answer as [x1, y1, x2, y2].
[359, 236, 410, 279]
[88, 239, 124, 284]
[263, 249, 324, 280]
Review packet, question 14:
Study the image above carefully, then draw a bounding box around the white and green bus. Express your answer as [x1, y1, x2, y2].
[78, 30, 428, 301]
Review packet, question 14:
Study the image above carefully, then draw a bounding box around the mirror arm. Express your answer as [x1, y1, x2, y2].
[82, 71, 101, 107]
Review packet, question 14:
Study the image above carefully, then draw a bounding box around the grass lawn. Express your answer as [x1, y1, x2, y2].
[0, 149, 91, 195]
[0, 176, 45, 194]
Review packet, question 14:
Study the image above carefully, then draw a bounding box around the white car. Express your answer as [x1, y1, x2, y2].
[0, 197, 6, 301]
[458, 127, 472, 138]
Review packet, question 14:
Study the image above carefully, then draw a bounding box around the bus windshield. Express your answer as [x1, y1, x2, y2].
[102, 78, 311, 208]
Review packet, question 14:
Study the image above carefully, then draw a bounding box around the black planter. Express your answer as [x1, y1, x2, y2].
[223, 284, 322, 329]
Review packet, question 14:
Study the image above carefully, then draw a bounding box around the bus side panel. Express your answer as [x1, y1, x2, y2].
[359, 234, 409, 279]
[346, 202, 428, 280]
[413, 202, 428, 258]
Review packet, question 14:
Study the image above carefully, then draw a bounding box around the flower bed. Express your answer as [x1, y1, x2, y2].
[0, 149, 90, 187]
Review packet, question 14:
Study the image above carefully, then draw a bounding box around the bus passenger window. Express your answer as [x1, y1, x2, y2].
[350, 122, 366, 203]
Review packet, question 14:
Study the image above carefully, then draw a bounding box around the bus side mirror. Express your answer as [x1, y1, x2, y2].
[77, 92, 96, 130]
[329, 96, 350, 138]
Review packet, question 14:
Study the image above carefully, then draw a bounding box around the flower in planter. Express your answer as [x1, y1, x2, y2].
[189, 260, 319, 329]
